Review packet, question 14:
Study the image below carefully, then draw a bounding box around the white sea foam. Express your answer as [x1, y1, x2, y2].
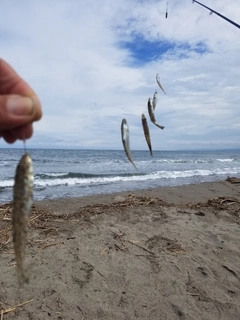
[42, 172, 68, 177]
[216, 159, 234, 162]
[0, 180, 14, 187]
[33, 167, 240, 188]
[1, 149, 240, 203]
[139, 159, 211, 165]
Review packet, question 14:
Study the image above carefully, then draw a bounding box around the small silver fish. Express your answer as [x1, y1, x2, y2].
[12, 153, 33, 285]
[156, 73, 166, 94]
[165, 2, 168, 19]
[148, 98, 165, 130]
[121, 119, 138, 170]
[152, 91, 158, 111]
[141, 114, 153, 157]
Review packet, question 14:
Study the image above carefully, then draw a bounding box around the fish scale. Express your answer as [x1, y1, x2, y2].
[121, 119, 138, 170]
[141, 114, 153, 157]
[12, 153, 33, 285]
[147, 98, 165, 130]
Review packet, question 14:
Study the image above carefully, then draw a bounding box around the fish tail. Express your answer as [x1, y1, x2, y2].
[17, 263, 29, 286]
[127, 151, 138, 170]
[13, 221, 29, 286]
[154, 122, 165, 130]
[132, 162, 138, 171]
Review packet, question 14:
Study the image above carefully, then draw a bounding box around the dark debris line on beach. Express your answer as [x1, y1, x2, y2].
[226, 176, 240, 184]
[1, 194, 240, 251]
[0, 195, 166, 251]
[182, 197, 240, 222]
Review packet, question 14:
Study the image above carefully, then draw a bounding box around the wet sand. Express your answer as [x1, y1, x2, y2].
[0, 180, 240, 319]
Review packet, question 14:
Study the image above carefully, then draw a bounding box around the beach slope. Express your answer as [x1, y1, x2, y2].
[0, 180, 240, 319]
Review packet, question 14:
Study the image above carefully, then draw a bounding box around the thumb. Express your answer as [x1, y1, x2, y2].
[0, 95, 35, 131]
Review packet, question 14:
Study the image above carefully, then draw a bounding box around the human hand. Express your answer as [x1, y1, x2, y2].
[0, 59, 42, 143]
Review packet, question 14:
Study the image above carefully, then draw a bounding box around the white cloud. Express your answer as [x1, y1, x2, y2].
[0, 0, 240, 150]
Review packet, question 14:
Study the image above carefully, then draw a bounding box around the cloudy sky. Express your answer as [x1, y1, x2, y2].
[0, 0, 240, 150]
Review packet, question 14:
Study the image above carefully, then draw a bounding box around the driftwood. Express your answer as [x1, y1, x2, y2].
[0, 299, 34, 318]
[226, 176, 240, 184]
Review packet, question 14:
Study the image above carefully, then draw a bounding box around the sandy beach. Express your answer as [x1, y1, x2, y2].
[0, 179, 240, 319]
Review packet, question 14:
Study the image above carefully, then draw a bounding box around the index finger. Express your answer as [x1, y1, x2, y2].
[0, 58, 42, 120]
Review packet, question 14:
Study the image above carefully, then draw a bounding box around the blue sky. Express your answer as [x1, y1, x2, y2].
[0, 0, 240, 150]
[120, 35, 209, 66]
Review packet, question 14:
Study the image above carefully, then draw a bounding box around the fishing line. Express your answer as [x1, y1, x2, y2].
[193, 1, 240, 41]
[9, 128, 27, 154]
[23, 139, 27, 154]
[22, 127, 28, 155]
[211, 13, 240, 41]
[21, 125, 26, 153]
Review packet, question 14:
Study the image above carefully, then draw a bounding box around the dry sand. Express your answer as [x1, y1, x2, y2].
[0, 180, 240, 319]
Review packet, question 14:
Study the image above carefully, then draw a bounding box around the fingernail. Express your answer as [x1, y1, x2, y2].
[6, 96, 34, 116]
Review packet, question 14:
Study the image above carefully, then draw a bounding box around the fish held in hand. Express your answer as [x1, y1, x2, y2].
[141, 114, 153, 156]
[121, 119, 138, 170]
[12, 153, 33, 286]
[156, 73, 166, 94]
[152, 90, 158, 111]
[147, 98, 165, 130]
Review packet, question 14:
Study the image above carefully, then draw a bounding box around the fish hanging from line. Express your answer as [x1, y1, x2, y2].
[156, 73, 166, 94]
[121, 119, 138, 170]
[147, 98, 165, 130]
[141, 114, 153, 156]
[165, 2, 168, 19]
[12, 153, 33, 286]
[152, 90, 158, 111]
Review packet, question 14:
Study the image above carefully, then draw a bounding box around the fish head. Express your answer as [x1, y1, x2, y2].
[20, 154, 33, 180]
[148, 98, 153, 110]
[122, 118, 127, 126]
[121, 118, 129, 142]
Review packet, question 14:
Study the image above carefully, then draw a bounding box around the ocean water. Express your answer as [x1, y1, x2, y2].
[0, 148, 240, 203]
